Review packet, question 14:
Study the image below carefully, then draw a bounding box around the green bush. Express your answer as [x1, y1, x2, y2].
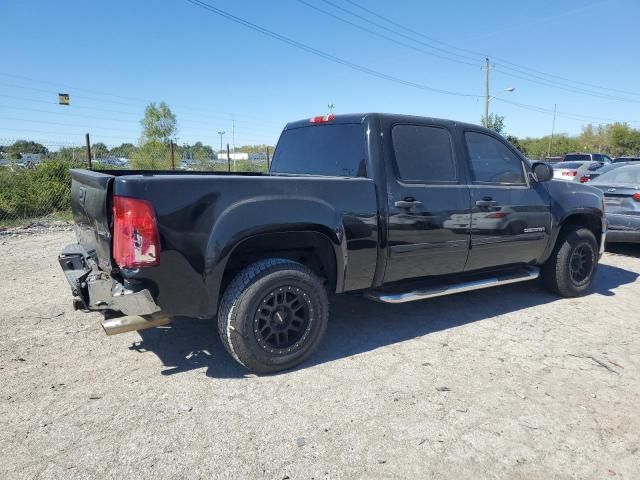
[0, 160, 81, 225]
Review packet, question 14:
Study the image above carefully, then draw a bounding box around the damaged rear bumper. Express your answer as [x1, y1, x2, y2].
[58, 244, 161, 317]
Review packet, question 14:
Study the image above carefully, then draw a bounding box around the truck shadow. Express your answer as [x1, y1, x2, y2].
[131, 264, 638, 378]
[606, 244, 640, 258]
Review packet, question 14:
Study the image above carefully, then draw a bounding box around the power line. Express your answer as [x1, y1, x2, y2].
[0, 88, 284, 135]
[321, 0, 640, 103]
[296, 0, 478, 67]
[183, 0, 480, 98]
[343, 0, 640, 99]
[494, 68, 640, 104]
[494, 98, 640, 124]
[0, 71, 285, 124]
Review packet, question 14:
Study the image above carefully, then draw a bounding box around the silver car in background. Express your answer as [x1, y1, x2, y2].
[589, 164, 640, 244]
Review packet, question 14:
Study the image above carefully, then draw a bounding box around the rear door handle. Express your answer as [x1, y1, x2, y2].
[475, 199, 498, 207]
[394, 200, 423, 209]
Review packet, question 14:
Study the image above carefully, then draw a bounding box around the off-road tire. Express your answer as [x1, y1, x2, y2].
[218, 258, 329, 374]
[542, 226, 598, 297]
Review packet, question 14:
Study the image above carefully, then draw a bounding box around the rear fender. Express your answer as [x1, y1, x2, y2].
[203, 196, 347, 314]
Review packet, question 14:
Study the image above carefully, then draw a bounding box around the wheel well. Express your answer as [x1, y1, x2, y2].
[560, 213, 602, 245]
[220, 231, 338, 297]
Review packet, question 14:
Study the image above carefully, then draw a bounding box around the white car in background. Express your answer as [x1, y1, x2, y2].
[552, 161, 603, 182]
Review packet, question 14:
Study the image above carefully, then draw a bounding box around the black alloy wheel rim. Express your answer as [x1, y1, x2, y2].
[253, 286, 314, 355]
[570, 243, 594, 285]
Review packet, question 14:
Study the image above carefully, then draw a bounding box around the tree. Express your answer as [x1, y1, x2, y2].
[7, 140, 48, 160]
[51, 146, 86, 165]
[140, 102, 177, 143]
[234, 144, 276, 154]
[91, 142, 109, 159]
[505, 134, 525, 155]
[109, 143, 137, 158]
[130, 140, 171, 170]
[480, 113, 505, 134]
[605, 123, 640, 156]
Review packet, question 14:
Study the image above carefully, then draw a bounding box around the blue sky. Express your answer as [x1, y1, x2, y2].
[2, 0, 639, 149]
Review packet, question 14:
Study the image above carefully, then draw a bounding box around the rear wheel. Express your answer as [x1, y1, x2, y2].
[218, 258, 329, 374]
[542, 226, 598, 297]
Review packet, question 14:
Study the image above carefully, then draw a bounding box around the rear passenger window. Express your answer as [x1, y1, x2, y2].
[392, 125, 456, 183]
[465, 131, 526, 185]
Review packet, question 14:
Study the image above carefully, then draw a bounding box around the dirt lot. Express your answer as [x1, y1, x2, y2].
[1, 230, 639, 479]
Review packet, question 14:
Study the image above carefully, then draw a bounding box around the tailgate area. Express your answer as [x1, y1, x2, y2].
[59, 235, 160, 317]
[70, 169, 115, 271]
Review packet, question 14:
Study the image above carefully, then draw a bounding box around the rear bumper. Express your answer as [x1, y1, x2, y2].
[606, 230, 640, 244]
[605, 213, 640, 244]
[58, 243, 161, 316]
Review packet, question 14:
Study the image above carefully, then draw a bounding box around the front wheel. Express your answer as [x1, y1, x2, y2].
[217, 258, 329, 374]
[542, 226, 598, 297]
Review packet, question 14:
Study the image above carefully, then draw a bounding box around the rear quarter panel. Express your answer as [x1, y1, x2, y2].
[113, 174, 378, 316]
[540, 180, 605, 262]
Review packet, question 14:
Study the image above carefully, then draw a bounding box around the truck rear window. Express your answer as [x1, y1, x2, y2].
[271, 124, 366, 177]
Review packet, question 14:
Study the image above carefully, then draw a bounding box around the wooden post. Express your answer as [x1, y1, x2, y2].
[85, 133, 92, 170]
[170, 141, 175, 171]
[266, 146, 270, 171]
[226, 143, 231, 172]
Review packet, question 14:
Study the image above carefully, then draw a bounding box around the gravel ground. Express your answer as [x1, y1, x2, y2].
[1, 230, 639, 480]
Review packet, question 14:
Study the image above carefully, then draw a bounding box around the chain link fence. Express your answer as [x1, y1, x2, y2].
[0, 137, 271, 229]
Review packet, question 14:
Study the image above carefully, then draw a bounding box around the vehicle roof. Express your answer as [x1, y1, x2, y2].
[284, 113, 493, 133]
[553, 161, 593, 167]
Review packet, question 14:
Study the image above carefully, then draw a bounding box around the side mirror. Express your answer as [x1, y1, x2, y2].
[531, 162, 554, 182]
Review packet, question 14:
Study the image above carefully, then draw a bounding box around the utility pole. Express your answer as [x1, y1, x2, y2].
[226, 143, 231, 173]
[483, 57, 490, 128]
[169, 141, 175, 170]
[217, 131, 225, 154]
[547, 104, 557, 157]
[231, 115, 236, 172]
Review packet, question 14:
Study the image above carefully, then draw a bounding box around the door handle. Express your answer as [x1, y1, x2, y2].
[475, 199, 498, 208]
[394, 199, 423, 209]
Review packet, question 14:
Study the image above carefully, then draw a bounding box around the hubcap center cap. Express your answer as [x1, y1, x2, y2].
[274, 308, 288, 324]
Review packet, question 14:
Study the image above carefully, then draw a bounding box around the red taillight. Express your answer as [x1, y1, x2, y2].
[113, 196, 160, 268]
[580, 176, 590, 183]
[633, 193, 640, 201]
[486, 212, 509, 219]
[309, 114, 335, 123]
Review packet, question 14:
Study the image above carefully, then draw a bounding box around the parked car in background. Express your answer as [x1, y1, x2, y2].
[553, 161, 603, 181]
[613, 156, 640, 163]
[589, 164, 640, 243]
[544, 156, 565, 163]
[579, 161, 640, 183]
[564, 153, 613, 164]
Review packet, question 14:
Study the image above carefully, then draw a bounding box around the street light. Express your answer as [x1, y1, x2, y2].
[217, 131, 225, 155]
[484, 87, 515, 127]
[489, 87, 515, 103]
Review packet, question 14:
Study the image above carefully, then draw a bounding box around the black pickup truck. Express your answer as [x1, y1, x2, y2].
[59, 113, 606, 373]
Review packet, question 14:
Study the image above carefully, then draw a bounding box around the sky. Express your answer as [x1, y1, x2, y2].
[2, 0, 640, 150]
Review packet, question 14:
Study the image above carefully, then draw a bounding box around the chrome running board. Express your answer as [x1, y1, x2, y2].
[366, 267, 540, 304]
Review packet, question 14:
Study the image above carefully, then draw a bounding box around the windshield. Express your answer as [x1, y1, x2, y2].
[593, 165, 640, 184]
[563, 154, 591, 162]
[271, 124, 366, 177]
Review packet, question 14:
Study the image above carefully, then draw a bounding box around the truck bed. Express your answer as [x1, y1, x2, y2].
[69, 168, 379, 316]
